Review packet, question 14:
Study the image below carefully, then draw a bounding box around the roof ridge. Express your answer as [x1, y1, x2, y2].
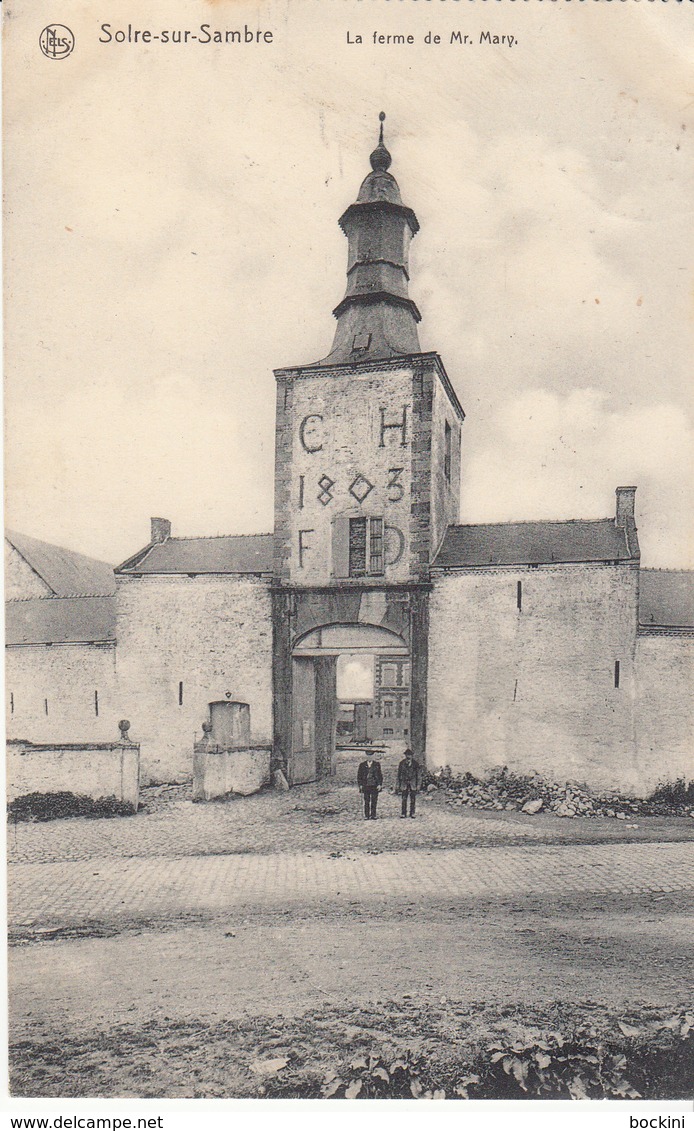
[640, 567, 694, 575]
[162, 532, 272, 543]
[447, 517, 613, 531]
[5, 593, 112, 603]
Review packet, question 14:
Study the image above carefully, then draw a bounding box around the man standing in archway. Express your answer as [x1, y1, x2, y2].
[397, 749, 421, 819]
[357, 755, 383, 820]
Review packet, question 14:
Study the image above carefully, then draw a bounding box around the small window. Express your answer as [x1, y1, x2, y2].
[10, 692, 14, 715]
[179, 681, 184, 706]
[44, 698, 49, 716]
[517, 580, 522, 611]
[444, 421, 452, 483]
[383, 728, 394, 736]
[349, 516, 385, 577]
[381, 663, 398, 688]
[94, 690, 99, 717]
[614, 660, 620, 689]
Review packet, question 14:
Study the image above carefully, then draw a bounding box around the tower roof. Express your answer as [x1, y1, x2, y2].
[314, 114, 422, 367]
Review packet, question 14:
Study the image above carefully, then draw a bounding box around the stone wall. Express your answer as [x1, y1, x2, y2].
[5, 642, 118, 744]
[115, 574, 273, 783]
[427, 563, 644, 793]
[635, 632, 694, 789]
[275, 363, 415, 585]
[193, 744, 272, 800]
[7, 738, 140, 810]
[429, 370, 462, 561]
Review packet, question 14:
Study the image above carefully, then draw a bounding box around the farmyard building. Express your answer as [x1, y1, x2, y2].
[5, 121, 694, 794]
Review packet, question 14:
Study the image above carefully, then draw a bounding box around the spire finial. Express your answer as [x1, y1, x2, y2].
[370, 111, 392, 173]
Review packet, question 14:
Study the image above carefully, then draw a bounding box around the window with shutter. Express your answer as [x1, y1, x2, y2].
[332, 515, 351, 578]
[369, 517, 384, 575]
[346, 516, 386, 577]
[349, 517, 367, 576]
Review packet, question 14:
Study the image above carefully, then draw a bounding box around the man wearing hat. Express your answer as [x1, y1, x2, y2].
[357, 754, 383, 820]
[396, 748, 422, 819]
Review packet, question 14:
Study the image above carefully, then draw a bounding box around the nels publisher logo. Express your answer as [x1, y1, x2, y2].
[39, 24, 75, 59]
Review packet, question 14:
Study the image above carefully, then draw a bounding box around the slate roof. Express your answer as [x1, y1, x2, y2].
[117, 533, 274, 575]
[433, 519, 635, 569]
[6, 530, 115, 597]
[5, 596, 116, 646]
[639, 570, 694, 628]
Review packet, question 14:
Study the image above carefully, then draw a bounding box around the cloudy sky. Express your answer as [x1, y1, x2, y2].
[5, 0, 693, 567]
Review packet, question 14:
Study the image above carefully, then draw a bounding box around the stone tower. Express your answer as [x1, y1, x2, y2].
[272, 115, 465, 782]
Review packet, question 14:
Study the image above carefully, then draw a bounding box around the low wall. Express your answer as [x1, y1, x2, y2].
[7, 739, 140, 812]
[193, 744, 271, 801]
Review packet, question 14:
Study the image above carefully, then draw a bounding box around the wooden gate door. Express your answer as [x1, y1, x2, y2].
[314, 656, 337, 779]
[289, 656, 317, 785]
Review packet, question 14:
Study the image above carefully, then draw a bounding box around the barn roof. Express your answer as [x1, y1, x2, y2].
[6, 530, 115, 597]
[639, 570, 694, 628]
[116, 533, 274, 575]
[433, 519, 634, 569]
[5, 596, 116, 646]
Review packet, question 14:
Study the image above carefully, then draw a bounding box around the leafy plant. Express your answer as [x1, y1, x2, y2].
[483, 1030, 642, 1099]
[321, 1053, 445, 1099]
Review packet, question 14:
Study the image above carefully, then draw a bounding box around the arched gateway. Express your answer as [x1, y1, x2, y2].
[289, 623, 409, 786]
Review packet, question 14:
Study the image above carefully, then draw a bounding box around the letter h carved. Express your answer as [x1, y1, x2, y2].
[379, 406, 408, 448]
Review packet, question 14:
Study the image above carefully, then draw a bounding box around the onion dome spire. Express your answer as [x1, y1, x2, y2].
[317, 113, 422, 366]
[370, 111, 392, 172]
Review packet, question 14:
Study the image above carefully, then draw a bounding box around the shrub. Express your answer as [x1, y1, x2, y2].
[7, 791, 136, 822]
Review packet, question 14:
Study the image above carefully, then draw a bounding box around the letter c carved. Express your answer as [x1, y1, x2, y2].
[299, 414, 323, 453]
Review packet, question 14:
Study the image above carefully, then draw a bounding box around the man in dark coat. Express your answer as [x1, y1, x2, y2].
[357, 755, 383, 820]
[396, 748, 421, 818]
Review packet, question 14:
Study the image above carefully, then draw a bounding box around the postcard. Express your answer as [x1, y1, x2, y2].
[4, 0, 693, 1118]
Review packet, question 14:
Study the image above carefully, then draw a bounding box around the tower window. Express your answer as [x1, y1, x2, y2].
[10, 692, 14, 715]
[349, 517, 385, 577]
[44, 699, 49, 716]
[383, 700, 394, 718]
[179, 681, 184, 706]
[517, 580, 522, 611]
[614, 661, 620, 689]
[444, 421, 452, 483]
[94, 690, 99, 717]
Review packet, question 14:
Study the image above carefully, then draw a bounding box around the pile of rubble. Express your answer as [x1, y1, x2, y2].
[424, 767, 694, 820]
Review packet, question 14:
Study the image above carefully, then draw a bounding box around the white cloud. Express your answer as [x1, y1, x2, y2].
[461, 388, 694, 567]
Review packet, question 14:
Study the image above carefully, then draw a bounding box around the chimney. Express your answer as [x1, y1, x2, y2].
[615, 487, 636, 529]
[150, 517, 171, 544]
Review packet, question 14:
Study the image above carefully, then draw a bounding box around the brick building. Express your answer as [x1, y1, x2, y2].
[6, 118, 694, 793]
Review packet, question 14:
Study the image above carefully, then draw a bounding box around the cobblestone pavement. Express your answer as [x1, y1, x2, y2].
[8, 841, 694, 929]
[9, 778, 694, 867]
[4, 783, 561, 866]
